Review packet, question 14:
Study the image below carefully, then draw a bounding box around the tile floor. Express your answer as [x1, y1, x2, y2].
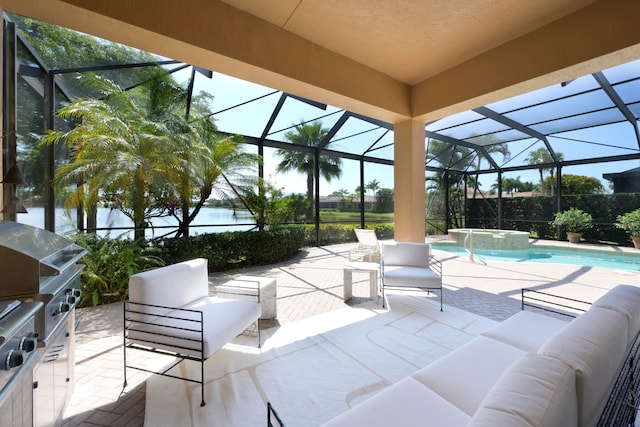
[61, 238, 640, 426]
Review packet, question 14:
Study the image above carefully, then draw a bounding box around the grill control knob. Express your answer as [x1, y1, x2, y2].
[18, 337, 37, 352]
[3, 350, 26, 370]
[55, 302, 71, 315]
[65, 295, 76, 305]
[67, 288, 81, 298]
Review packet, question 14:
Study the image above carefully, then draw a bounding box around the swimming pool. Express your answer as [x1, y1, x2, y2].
[430, 243, 640, 271]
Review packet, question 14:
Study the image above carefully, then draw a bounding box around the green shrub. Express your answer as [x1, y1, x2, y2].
[550, 208, 593, 234]
[72, 233, 165, 307]
[372, 223, 394, 239]
[615, 209, 640, 237]
[157, 226, 307, 271]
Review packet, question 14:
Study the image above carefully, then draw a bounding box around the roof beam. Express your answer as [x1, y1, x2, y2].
[592, 71, 640, 148]
[286, 93, 327, 111]
[424, 130, 500, 170]
[349, 113, 393, 131]
[318, 111, 350, 152]
[469, 152, 640, 176]
[240, 134, 393, 166]
[260, 93, 287, 141]
[473, 106, 559, 163]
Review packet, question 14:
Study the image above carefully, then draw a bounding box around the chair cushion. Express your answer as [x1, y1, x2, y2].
[354, 229, 379, 247]
[481, 310, 569, 352]
[468, 353, 578, 427]
[383, 265, 441, 288]
[592, 284, 640, 348]
[127, 296, 261, 358]
[380, 242, 431, 268]
[128, 258, 209, 314]
[538, 306, 628, 427]
[320, 377, 470, 427]
[412, 336, 525, 416]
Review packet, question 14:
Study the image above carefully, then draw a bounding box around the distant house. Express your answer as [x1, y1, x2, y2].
[603, 168, 640, 193]
[465, 188, 537, 199]
[319, 195, 375, 210]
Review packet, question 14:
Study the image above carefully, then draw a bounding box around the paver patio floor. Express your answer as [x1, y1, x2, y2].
[62, 238, 640, 426]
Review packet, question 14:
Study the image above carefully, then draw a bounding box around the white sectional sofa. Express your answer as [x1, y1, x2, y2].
[123, 258, 262, 406]
[322, 284, 640, 427]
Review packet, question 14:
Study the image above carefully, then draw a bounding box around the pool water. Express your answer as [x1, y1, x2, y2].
[431, 243, 640, 272]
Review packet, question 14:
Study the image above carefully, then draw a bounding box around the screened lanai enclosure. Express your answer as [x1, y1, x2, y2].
[2, 13, 640, 244]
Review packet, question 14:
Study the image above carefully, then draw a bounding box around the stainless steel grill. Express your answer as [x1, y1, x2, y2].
[0, 220, 86, 342]
[0, 220, 87, 426]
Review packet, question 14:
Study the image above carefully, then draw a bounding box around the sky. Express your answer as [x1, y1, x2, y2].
[171, 62, 640, 197]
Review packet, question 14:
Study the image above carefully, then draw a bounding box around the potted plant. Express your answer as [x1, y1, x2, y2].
[615, 209, 640, 249]
[550, 208, 593, 243]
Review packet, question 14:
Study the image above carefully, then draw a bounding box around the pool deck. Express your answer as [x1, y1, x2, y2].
[61, 237, 640, 426]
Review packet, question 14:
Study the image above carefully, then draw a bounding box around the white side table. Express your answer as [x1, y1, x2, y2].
[343, 261, 379, 304]
[216, 275, 277, 320]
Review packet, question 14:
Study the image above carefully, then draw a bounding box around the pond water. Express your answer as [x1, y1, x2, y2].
[16, 207, 255, 239]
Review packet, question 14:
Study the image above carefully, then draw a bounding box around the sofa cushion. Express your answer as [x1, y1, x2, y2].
[468, 353, 578, 427]
[481, 310, 568, 352]
[320, 377, 470, 427]
[538, 306, 628, 427]
[592, 284, 640, 348]
[128, 258, 209, 314]
[382, 265, 441, 288]
[412, 335, 525, 416]
[380, 242, 430, 267]
[127, 296, 261, 358]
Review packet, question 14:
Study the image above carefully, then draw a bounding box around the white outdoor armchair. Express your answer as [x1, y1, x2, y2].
[380, 242, 443, 310]
[349, 228, 380, 262]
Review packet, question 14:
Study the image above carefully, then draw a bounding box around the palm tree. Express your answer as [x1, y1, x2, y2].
[366, 179, 380, 203]
[525, 148, 551, 195]
[170, 115, 258, 237]
[469, 137, 510, 199]
[335, 188, 351, 211]
[425, 139, 475, 227]
[501, 177, 521, 197]
[275, 121, 342, 202]
[525, 148, 564, 195]
[42, 74, 191, 240]
[42, 71, 259, 239]
[547, 151, 564, 196]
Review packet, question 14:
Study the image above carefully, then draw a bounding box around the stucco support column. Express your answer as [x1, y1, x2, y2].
[393, 119, 425, 242]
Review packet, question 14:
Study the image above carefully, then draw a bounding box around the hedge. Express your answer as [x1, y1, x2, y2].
[157, 226, 307, 271]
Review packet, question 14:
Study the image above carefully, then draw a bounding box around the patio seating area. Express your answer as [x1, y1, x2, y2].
[61, 237, 640, 426]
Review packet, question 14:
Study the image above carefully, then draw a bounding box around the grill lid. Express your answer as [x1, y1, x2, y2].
[0, 301, 20, 321]
[0, 220, 81, 262]
[0, 221, 87, 298]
